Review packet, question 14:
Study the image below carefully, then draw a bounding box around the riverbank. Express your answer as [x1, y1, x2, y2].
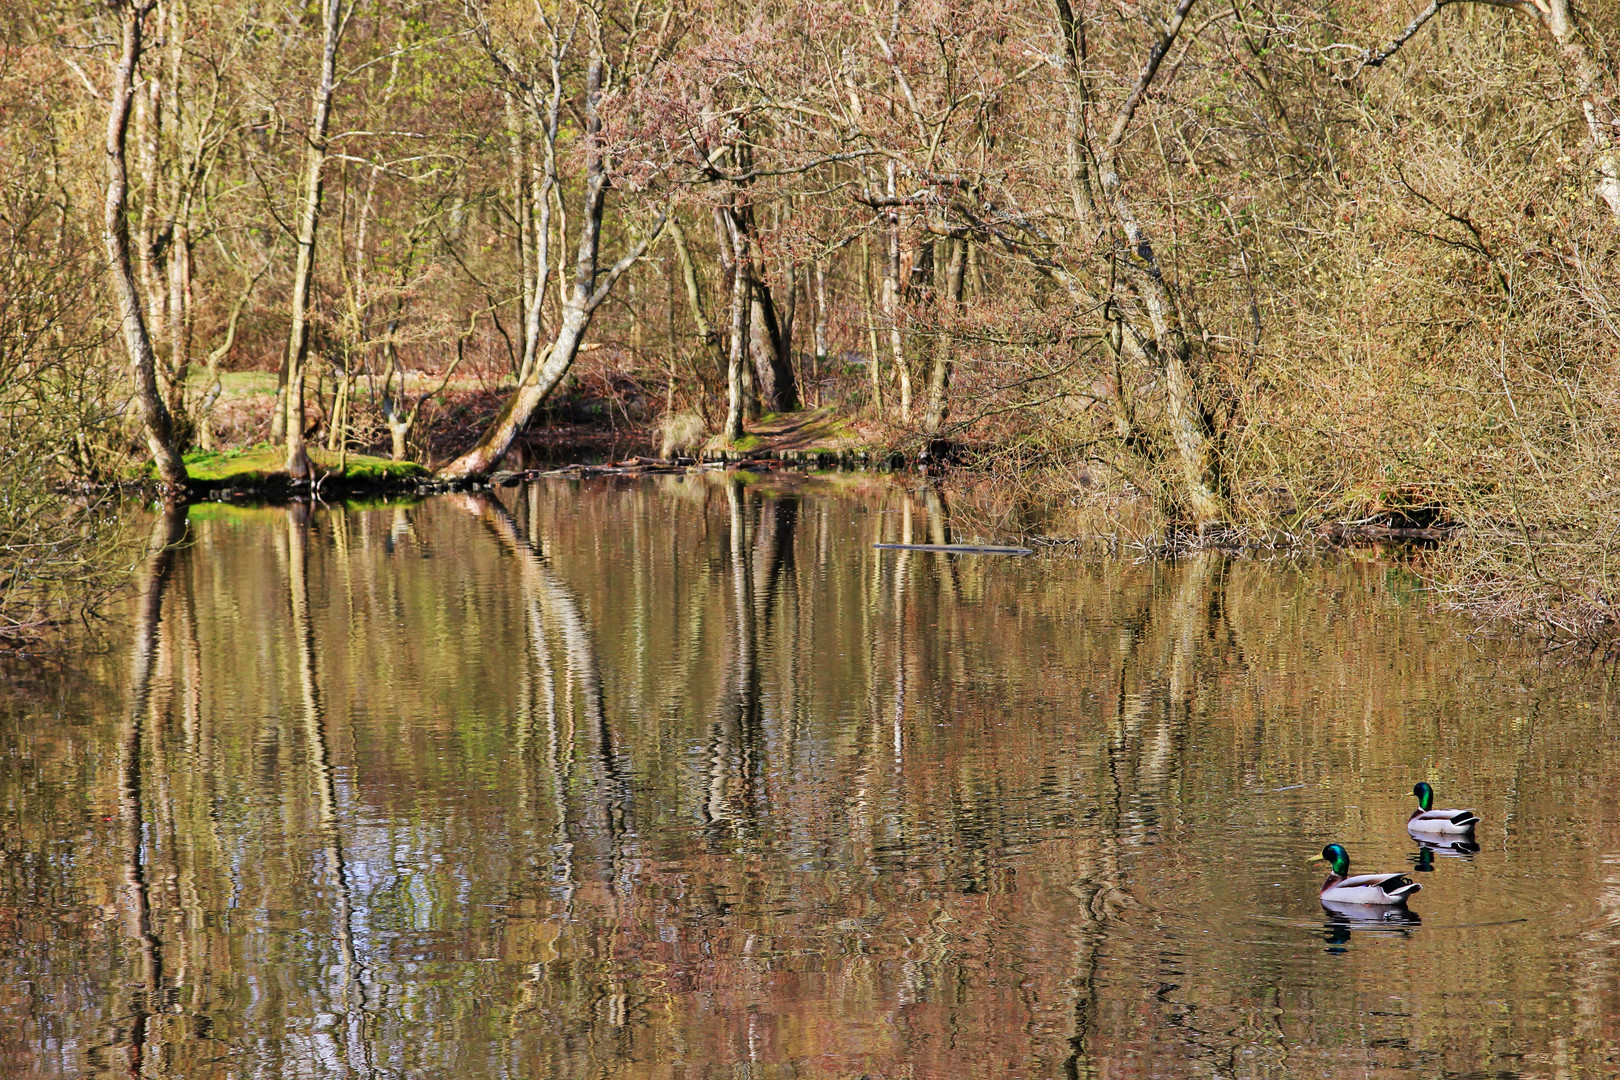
[173, 403, 902, 499]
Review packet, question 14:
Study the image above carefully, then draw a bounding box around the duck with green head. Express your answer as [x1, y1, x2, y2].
[1312, 843, 1421, 906]
[1408, 782, 1480, 836]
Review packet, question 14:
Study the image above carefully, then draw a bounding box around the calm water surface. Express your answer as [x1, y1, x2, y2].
[4, 476, 1620, 1078]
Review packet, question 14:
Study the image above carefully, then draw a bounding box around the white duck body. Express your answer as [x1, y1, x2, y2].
[1321, 871, 1421, 906]
[1407, 810, 1481, 836]
[1409, 782, 1480, 835]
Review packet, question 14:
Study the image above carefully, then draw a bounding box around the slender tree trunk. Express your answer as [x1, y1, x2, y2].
[1081, 0, 1224, 524]
[135, 56, 167, 399]
[773, 259, 799, 411]
[723, 207, 751, 442]
[167, 218, 192, 429]
[670, 216, 727, 374]
[883, 162, 909, 418]
[514, 126, 556, 388]
[813, 258, 828, 407]
[104, 1, 188, 492]
[1101, 185, 1223, 522]
[283, 0, 344, 480]
[437, 57, 662, 480]
[505, 92, 534, 362]
[159, 0, 190, 430]
[924, 238, 965, 435]
[860, 232, 882, 412]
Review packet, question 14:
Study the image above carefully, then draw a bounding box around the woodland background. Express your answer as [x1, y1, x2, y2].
[4, 0, 1620, 644]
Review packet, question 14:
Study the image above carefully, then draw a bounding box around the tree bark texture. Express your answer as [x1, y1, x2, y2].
[670, 216, 728, 376]
[860, 232, 883, 412]
[282, 0, 344, 479]
[104, 1, 188, 492]
[924, 238, 965, 434]
[882, 161, 909, 418]
[723, 205, 751, 441]
[747, 268, 799, 413]
[813, 258, 829, 405]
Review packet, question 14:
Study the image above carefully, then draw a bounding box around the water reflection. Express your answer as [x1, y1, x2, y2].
[3, 475, 1620, 1078]
[1320, 900, 1423, 939]
[1411, 840, 1480, 867]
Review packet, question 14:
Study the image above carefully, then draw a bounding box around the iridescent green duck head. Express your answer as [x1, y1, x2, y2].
[1320, 843, 1350, 878]
[1414, 781, 1435, 812]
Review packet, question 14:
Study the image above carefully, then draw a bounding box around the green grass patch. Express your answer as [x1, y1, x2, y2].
[186, 370, 280, 396]
[173, 443, 427, 484]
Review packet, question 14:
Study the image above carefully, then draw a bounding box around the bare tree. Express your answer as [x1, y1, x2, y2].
[103, 0, 188, 492]
[282, 0, 350, 479]
[437, 3, 667, 480]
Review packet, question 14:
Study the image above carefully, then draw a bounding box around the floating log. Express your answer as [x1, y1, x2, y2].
[874, 543, 1033, 555]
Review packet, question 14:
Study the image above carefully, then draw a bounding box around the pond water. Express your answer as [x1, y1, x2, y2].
[4, 475, 1620, 1079]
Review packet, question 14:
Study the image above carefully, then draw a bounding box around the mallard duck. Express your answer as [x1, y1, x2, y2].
[1407, 782, 1480, 835]
[1313, 843, 1420, 905]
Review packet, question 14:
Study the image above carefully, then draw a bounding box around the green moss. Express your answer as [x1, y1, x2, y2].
[171, 444, 427, 484]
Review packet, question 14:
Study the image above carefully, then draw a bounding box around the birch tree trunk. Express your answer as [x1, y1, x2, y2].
[506, 92, 535, 363]
[722, 205, 751, 442]
[160, 0, 190, 427]
[812, 258, 829, 406]
[882, 161, 908, 418]
[104, 0, 188, 493]
[167, 220, 192, 425]
[282, 0, 345, 480]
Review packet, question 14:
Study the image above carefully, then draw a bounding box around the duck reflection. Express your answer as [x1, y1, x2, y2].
[1410, 838, 1481, 870]
[1321, 899, 1422, 948]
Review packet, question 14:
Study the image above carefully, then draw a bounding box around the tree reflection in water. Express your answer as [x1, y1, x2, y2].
[3, 475, 1620, 1078]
